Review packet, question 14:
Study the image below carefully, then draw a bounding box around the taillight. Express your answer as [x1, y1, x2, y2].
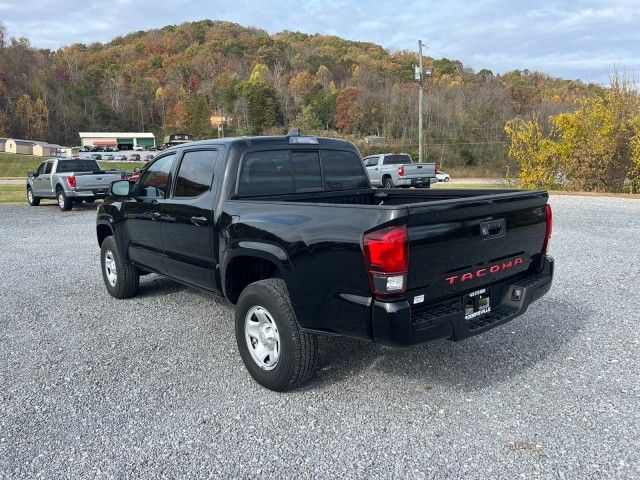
[397, 165, 404, 177]
[363, 225, 408, 298]
[67, 175, 76, 188]
[542, 203, 552, 255]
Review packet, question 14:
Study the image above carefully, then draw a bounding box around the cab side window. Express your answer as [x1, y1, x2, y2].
[44, 162, 53, 174]
[137, 154, 176, 199]
[174, 150, 217, 198]
[35, 163, 46, 175]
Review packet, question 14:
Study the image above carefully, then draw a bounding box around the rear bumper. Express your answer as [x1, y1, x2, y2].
[371, 256, 554, 346]
[66, 188, 110, 198]
[396, 177, 433, 187]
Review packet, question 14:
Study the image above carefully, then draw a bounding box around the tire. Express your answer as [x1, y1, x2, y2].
[235, 278, 317, 391]
[27, 187, 40, 206]
[100, 236, 139, 299]
[444, 177, 450, 182]
[383, 177, 393, 189]
[56, 187, 73, 211]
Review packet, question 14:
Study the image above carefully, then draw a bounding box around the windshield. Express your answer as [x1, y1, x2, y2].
[56, 159, 101, 173]
[383, 154, 412, 165]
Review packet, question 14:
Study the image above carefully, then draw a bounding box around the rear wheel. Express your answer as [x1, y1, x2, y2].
[383, 177, 393, 188]
[27, 187, 40, 206]
[235, 278, 317, 391]
[57, 188, 73, 211]
[100, 236, 139, 299]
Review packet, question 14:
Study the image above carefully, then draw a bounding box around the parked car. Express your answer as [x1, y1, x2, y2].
[129, 154, 141, 162]
[127, 167, 142, 183]
[96, 133, 554, 391]
[436, 170, 451, 182]
[115, 154, 128, 161]
[363, 153, 436, 188]
[143, 154, 154, 162]
[144, 145, 157, 151]
[79, 146, 91, 153]
[27, 158, 125, 211]
[133, 145, 144, 151]
[89, 153, 102, 161]
[103, 154, 115, 161]
[91, 146, 104, 152]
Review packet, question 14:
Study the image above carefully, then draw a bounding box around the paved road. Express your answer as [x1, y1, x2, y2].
[1, 197, 639, 478]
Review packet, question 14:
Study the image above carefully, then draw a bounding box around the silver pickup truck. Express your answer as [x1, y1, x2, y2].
[27, 157, 124, 211]
[363, 153, 436, 188]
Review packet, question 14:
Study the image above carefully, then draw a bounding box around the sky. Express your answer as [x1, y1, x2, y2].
[1, 0, 639, 84]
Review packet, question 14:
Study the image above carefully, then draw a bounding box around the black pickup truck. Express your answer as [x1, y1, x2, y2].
[96, 133, 554, 391]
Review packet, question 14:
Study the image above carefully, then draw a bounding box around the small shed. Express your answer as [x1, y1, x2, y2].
[364, 135, 385, 145]
[33, 142, 62, 157]
[5, 139, 35, 155]
[0, 138, 7, 152]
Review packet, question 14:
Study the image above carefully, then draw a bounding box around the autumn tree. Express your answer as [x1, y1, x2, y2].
[237, 64, 282, 134]
[335, 86, 362, 133]
[504, 113, 558, 189]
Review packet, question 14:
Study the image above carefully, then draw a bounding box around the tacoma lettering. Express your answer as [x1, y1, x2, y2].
[446, 257, 523, 286]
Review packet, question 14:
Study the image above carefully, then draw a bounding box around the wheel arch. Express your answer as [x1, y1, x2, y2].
[96, 221, 113, 246]
[222, 242, 298, 308]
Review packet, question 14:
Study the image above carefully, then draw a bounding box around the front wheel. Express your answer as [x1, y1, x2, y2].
[100, 236, 139, 299]
[27, 187, 40, 206]
[235, 278, 317, 391]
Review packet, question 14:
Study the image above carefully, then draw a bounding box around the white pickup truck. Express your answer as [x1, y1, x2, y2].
[26, 157, 124, 211]
[363, 153, 436, 188]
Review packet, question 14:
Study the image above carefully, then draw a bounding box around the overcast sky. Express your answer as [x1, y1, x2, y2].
[2, 0, 639, 83]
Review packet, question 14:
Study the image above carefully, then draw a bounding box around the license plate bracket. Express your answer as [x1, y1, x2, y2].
[463, 288, 491, 320]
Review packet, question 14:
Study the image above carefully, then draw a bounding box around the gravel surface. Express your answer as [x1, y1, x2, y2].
[1, 196, 639, 479]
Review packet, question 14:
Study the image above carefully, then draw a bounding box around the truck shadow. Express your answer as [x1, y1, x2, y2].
[310, 298, 588, 392]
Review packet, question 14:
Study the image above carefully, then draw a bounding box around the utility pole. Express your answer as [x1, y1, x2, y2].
[418, 40, 424, 163]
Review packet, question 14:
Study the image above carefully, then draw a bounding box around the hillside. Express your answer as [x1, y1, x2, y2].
[0, 20, 602, 171]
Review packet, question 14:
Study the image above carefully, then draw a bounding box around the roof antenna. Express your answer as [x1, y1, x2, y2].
[287, 128, 300, 136]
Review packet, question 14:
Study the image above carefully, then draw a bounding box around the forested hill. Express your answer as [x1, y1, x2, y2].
[0, 19, 601, 168]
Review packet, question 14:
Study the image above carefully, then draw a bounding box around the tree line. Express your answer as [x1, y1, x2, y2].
[2, 19, 635, 191]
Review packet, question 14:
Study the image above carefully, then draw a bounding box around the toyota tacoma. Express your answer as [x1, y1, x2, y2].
[96, 132, 554, 391]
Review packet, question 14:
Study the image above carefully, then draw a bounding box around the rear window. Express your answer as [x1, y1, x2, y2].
[382, 154, 412, 165]
[237, 148, 367, 197]
[321, 151, 368, 190]
[56, 160, 100, 173]
[238, 150, 293, 196]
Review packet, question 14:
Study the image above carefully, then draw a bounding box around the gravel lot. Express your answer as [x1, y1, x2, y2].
[1, 196, 639, 478]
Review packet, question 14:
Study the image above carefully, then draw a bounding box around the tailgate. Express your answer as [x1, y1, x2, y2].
[403, 163, 435, 179]
[74, 172, 120, 189]
[405, 190, 548, 300]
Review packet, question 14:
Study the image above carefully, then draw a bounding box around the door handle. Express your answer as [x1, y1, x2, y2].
[191, 215, 208, 226]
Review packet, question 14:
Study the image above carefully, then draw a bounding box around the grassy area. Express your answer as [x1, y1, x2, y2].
[0, 152, 144, 178]
[0, 185, 27, 203]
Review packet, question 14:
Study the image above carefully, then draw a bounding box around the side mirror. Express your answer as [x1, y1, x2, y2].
[111, 180, 132, 197]
[133, 167, 141, 173]
[28, 171, 34, 177]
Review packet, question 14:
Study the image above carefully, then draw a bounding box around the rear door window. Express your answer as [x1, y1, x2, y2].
[238, 150, 293, 196]
[44, 162, 53, 174]
[173, 150, 217, 198]
[320, 150, 369, 190]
